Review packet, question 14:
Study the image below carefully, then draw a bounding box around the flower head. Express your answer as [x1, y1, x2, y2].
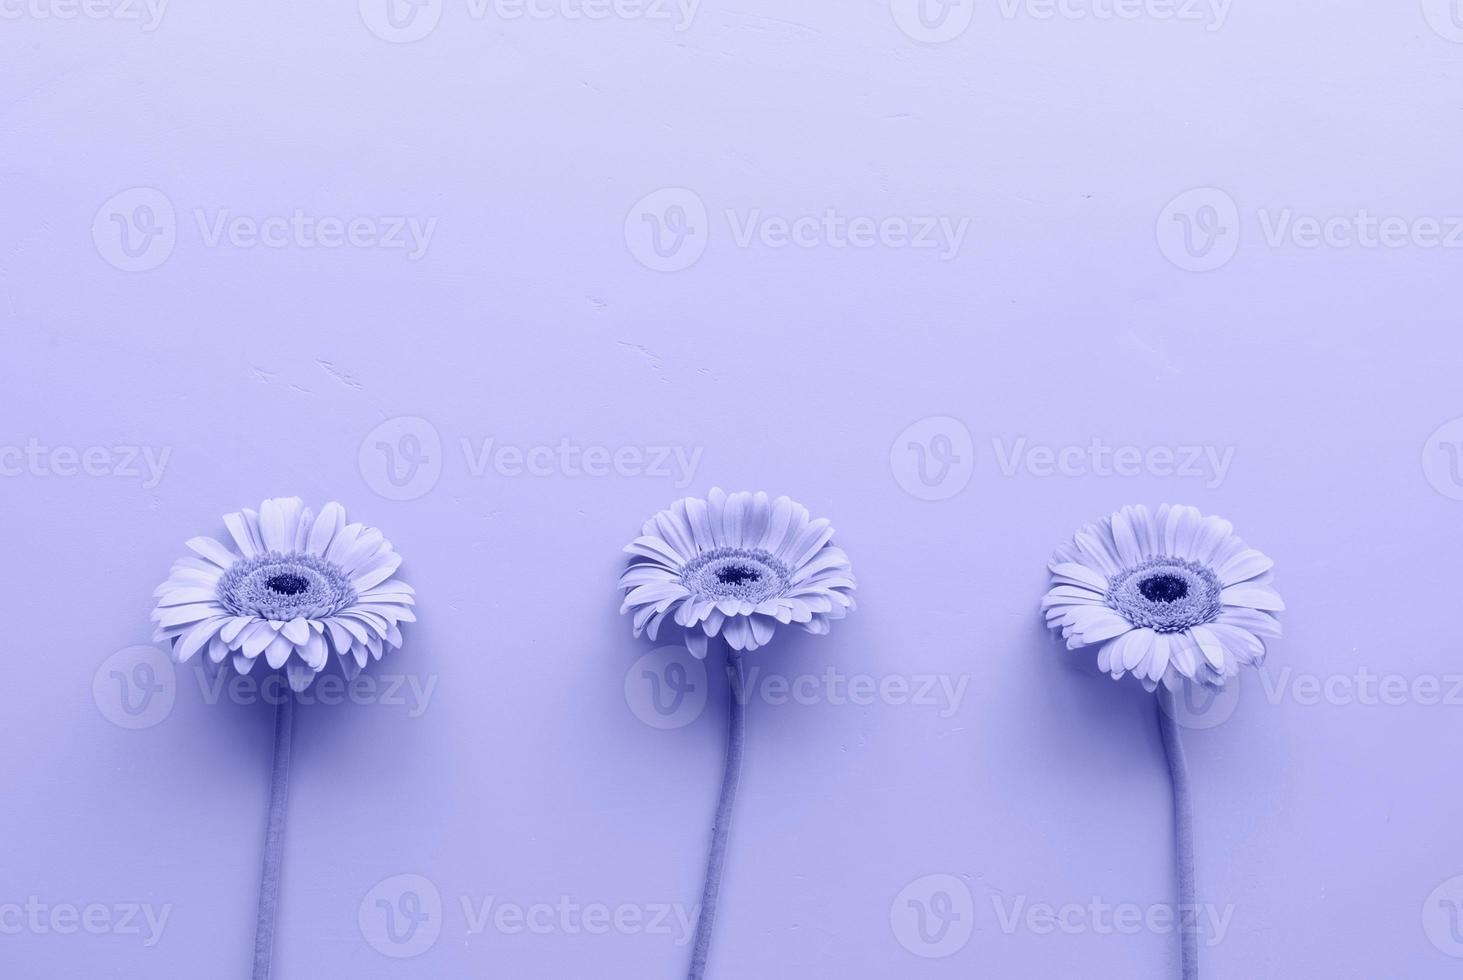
[619, 488, 856, 656]
[152, 497, 416, 691]
[1041, 504, 1282, 692]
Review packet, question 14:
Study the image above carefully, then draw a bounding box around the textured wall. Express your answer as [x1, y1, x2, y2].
[4, 1, 1462, 976]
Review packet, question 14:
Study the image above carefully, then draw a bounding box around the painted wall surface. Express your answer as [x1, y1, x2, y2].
[4, 2, 1463, 976]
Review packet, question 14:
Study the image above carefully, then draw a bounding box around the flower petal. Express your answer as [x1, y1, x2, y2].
[1049, 562, 1109, 592]
[623, 536, 686, 568]
[1213, 608, 1282, 639]
[281, 618, 311, 645]
[1146, 633, 1170, 683]
[748, 614, 776, 647]
[259, 497, 304, 554]
[1121, 628, 1154, 672]
[186, 536, 238, 570]
[1220, 584, 1285, 612]
[1188, 625, 1227, 672]
[351, 552, 403, 593]
[1215, 548, 1274, 585]
[706, 488, 728, 548]
[306, 502, 346, 556]
[684, 630, 709, 659]
[223, 512, 260, 558]
[264, 633, 294, 669]
[721, 615, 751, 650]
[177, 617, 228, 663]
[285, 659, 316, 692]
[685, 496, 715, 553]
[1073, 528, 1121, 578]
[1110, 508, 1143, 568]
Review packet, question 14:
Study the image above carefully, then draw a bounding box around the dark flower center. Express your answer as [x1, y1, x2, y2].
[218, 552, 357, 621]
[681, 546, 790, 604]
[1106, 557, 1221, 634]
[715, 564, 762, 586]
[266, 572, 311, 596]
[1138, 574, 1189, 603]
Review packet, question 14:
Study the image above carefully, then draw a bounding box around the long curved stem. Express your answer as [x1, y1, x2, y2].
[253, 691, 295, 980]
[686, 650, 746, 980]
[1157, 687, 1198, 980]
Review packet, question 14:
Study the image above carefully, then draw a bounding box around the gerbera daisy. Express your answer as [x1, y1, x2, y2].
[618, 488, 856, 656]
[152, 496, 415, 692]
[150, 496, 418, 980]
[620, 489, 856, 980]
[1041, 503, 1283, 980]
[1041, 503, 1282, 692]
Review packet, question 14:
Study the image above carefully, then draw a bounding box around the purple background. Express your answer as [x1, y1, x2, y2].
[5, 1, 1463, 976]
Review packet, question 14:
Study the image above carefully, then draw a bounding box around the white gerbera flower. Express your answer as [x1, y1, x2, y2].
[619, 488, 856, 656]
[1042, 504, 1282, 692]
[151, 497, 416, 691]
